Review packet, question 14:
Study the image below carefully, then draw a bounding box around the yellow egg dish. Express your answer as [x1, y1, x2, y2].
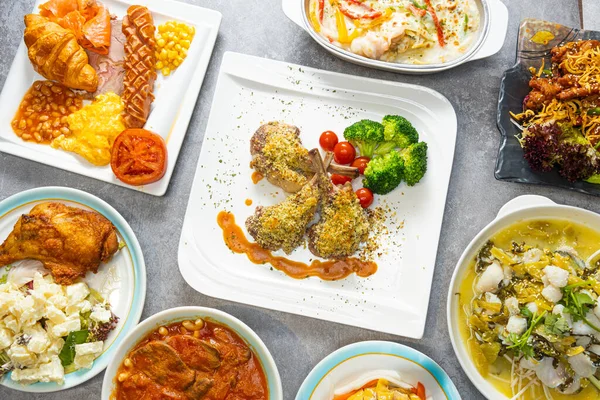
[51, 92, 125, 166]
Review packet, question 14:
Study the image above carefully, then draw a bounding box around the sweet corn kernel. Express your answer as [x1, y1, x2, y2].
[155, 20, 195, 75]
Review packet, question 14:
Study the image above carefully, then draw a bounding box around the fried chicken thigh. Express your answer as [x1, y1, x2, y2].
[0, 202, 119, 285]
[250, 121, 359, 193]
[246, 149, 324, 254]
[307, 152, 370, 259]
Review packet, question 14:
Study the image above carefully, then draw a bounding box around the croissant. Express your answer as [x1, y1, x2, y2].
[24, 14, 98, 92]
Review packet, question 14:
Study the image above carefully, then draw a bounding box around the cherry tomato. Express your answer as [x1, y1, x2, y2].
[333, 141, 356, 164]
[351, 156, 370, 175]
[331, 174, 353, 185]
[356, 188, 374, 208]
[319, 130, 339, 151]
[111, 128, 168, 186]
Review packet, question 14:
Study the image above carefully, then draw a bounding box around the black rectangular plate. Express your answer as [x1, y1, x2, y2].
[495, 19, 600, 196]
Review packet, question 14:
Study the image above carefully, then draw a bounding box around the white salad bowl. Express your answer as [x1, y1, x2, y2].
[446, 195, 600, 399]
[101, 306, 283, 400]
[282, 0, 508, 74]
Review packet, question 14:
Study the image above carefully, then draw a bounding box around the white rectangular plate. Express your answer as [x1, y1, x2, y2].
[178, 52, 457, 338]
[0, 0, 221, 196]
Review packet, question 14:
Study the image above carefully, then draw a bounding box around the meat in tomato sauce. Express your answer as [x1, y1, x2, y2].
[113, 318, 269, 400]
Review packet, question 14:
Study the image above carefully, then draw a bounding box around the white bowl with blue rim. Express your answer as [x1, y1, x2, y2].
[297, 341, 461, 400]
[101, 306, 283, 399]
[0, 186, 146, 393]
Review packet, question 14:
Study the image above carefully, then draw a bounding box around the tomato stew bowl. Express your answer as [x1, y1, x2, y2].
[101, 306, 283, 400]
[446, 195, 600, 399]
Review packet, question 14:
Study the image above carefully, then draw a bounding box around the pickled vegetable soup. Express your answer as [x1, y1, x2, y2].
[458, 219, 600, 399]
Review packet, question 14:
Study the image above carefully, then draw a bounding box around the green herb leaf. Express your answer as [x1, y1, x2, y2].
[0, 275, 7, 285]
[507, 311, 547, 358]
[561, 283, 600, 332]
[544, 314, 569, 336]
[58, 330, 88, 366]
[521, 307, 534, 320]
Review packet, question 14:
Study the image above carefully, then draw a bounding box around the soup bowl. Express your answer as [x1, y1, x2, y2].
[282, 0, 508, 74]
[447, 195, 600, 399]
[101, 306, 283, 400]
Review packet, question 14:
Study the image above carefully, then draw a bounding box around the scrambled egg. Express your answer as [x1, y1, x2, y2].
[51, 92, 125, 166]
[0, 273, 105, 384]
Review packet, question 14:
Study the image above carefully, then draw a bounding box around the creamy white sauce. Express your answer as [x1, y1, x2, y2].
[310, 0, 480, 65]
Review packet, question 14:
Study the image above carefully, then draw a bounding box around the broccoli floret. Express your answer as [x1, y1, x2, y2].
[381, 115, 419, 149]
[363, 151, 404, 194]
[343, 119, 385, 158]
[400, 142, 428, 186]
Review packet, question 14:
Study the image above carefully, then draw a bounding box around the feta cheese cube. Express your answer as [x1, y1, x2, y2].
[90, 305, 111, 324]
[24, 324, 50, 354]
[8, 343, 37, 367]
[73, 341, 103, 370]
[45, 305, 67, 325]
[66, 299, 92, 316]
[48, 293, 67, 309]
[4, 315, 20, 334]
[52, 318, 81, 338]
[46, 337, 65, 355]
[0, 328, 13, 350]
[75, 341, 103, 356]
[543, 266, 569, 288]
[65, 283, 89, 307]
[38, 355, 64, 383]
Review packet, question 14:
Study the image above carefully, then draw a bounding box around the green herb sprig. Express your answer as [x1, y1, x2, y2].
[506, 309, 547, 358]
[561, 281, 600, 332]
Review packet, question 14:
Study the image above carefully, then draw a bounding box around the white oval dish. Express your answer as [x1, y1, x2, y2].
[282, 0, 508, 74]
[0, 186, 146, 392]
[101, 306, 283, 400]
[296, 341, 461, 399]
[446, 195, 600, 399]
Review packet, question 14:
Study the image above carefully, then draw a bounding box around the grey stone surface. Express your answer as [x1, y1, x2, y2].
[0, 0, 587, 399]
[582, 0, 600, 31]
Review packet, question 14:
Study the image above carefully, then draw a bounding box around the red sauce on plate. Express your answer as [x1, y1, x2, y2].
[217, 211, 377, 280]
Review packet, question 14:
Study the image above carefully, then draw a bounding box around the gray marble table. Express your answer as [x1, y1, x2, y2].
[0, 0, 591, 399]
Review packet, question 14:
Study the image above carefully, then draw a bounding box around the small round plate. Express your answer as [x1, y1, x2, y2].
[0, 186, 146, 392]
[296, 341, 461, 400]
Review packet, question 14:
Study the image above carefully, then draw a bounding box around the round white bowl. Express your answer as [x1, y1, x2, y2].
[446, 195, 600, 399]
[101, 306, 283, 400]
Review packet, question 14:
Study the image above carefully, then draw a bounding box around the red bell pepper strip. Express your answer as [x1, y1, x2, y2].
[318, 0, 325, 22]
[424, 0, 445, 47]
[338, 0, 382, 20]
[413, 382, 426, 400]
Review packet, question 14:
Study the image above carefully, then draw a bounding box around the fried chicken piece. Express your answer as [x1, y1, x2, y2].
[307, 152, 370, 259]
[0, 202, 118, 285]
[246, 149, 324, 254]
[250, 121, 358, 193]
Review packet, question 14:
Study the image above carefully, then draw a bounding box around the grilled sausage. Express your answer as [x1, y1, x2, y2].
[122, 5, 156, 128]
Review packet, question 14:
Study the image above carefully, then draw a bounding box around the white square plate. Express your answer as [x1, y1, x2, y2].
[0, 0, 221, 196]
[178, 52, 457, 338]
